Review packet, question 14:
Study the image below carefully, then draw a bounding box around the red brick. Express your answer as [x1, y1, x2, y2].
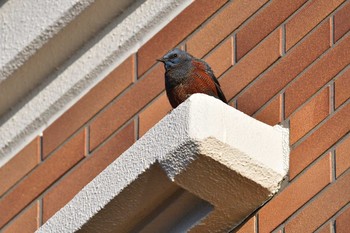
[334, 2, 350, 42]
[43, 56, 134, 157]
[0, 131, 85, 228]
[285, 33, 350, 117]
[138, 0, 228, 76]
[336, 135, 350, 177]
[285, 169, 350, 233]
[0, 138, 40, 196]
[2, 202, 39, 233]
[255, 94, 281, 126]
[236, 0, 307, 60]
[203, 37, 234, 77]
[236, 216, 256, 233]
[220, 28, 281, 100]
[290, 87, 330, 145]
[42, 122, 134, 222]
[317, 222, 332, 233]
[286, 0, 345, 50]
[335, 68, 350, 108]
[139, 93, 171, 137]
[187, 0, 267, 58]
[237, 21, 330, 116]
[336, 206, 350, 233]
[290, 101, 350, 179]
[90, 64, 164, 151]
[259, 154, 331, 233]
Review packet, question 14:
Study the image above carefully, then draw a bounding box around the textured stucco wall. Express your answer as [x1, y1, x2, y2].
[0, 0, 193, 166]
[0, 0, 94, 81]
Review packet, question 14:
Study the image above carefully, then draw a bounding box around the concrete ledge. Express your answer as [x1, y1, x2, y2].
[37, 94, 289, 232]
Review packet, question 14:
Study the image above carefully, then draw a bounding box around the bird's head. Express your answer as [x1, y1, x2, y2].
[157, 48, 191, 70]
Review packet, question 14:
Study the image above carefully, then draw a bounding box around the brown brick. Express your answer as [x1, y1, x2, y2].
[187, 0, 267, 58]
[139, 93, 171, 137]
[2, 202, 39, 233]
[317, 222, 332, 233]
[236, 216, 256, 233]
[42, 122, 134, 222]
[259, 153, 331, 233]
[90, 64, 164, 151]
[290, 87, 330, 145]
[335, 68, 350, 108]
[43, 56, 134, 157]
[255, 94, 281, 126]
[336, 206, 350, 233]
[285, 33, 350, 117]
[236, 0, 307, 60]
[137, 0, 228, 76]
[0, 131, 85, 228]
[334, 2, 350, 42]
[0, 138, 40, 196]
[290, 101, 350, 179]
[203, 37, 234, 77]
[285, 169, 350, 233]
[220, 28, 281, 100]
[336, 135, 350, 177]
[286, 0, 345, 50]
[237, 21, 330, 116]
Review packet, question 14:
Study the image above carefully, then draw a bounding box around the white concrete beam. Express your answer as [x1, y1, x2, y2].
[37, 94, 289, 233]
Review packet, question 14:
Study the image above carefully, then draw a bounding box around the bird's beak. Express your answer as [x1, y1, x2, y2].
[156, 58, 166, 63]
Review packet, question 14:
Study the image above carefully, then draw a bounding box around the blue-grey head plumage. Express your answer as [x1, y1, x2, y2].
[157, 48, 192, 70]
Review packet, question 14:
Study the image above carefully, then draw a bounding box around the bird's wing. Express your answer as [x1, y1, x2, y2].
[192, 59, 228, 103]
[213, 81, 228, 103]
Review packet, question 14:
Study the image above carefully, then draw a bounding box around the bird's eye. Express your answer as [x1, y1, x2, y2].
[173, 54, 177, 58]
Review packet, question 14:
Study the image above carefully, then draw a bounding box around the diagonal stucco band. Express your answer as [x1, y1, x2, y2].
[0, 0, 193, 167]
[37, 94, 289, 232]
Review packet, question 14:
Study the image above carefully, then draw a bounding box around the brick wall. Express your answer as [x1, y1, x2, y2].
[0, 0, 349, 232]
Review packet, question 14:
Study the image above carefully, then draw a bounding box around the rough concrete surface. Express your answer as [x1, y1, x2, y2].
[37, 94, 289, 233]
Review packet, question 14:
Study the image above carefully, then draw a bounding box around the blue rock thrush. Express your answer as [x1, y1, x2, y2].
[157, 48, 227, 108]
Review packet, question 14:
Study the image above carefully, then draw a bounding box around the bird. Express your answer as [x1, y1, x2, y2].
[157, 48, 227, 108]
